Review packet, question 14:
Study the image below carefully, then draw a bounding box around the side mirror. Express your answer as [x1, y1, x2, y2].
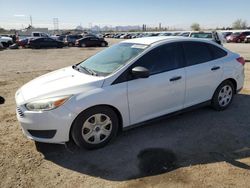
[131, 66, 150, 79]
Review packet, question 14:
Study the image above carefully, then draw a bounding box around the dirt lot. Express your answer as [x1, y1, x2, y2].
[0, 39, 250, 188]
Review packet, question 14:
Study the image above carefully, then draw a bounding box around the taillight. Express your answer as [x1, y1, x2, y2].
[236, 57, 245, 66]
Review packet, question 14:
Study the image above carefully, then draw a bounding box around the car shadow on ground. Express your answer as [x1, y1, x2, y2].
[35, 93, 250, 181]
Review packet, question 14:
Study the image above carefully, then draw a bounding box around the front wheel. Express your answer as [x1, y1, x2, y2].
[211, 81, 235, 111]
[71, 106, 119, 149]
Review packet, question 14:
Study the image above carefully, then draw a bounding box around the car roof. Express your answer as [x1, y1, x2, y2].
[121, 36, 214, 45]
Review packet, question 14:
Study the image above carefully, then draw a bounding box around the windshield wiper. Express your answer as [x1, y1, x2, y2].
[80, 66, 98, 76]
[72, 64, 82, 72]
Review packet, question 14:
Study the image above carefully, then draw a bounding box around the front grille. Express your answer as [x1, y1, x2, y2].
[16, 107, 24, 118]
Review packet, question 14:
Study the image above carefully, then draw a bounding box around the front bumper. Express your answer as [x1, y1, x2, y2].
[16, 105, 76, 143]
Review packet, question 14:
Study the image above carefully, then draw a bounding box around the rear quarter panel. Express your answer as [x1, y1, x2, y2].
[221, 53, 244, 91]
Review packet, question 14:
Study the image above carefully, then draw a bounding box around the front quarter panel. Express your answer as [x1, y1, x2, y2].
[65, 82, 129, 128]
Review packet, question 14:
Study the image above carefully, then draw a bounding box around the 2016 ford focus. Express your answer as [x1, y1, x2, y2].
[15, 37, 245, 149]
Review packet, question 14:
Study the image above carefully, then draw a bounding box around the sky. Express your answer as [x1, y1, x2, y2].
[0, 0, 250, 30]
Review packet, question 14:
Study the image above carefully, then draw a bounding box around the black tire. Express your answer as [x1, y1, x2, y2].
[2, 42, 9, 48]
[80, 43, 86, 47]
[71, 106, 119, 149]
[68, 42, 74, 47]
[211, 80, 235, 111]
[100, 42, 106, 47]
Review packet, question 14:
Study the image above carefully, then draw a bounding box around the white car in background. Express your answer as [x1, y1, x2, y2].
[244, 35, 250, 43]
[189, 31, 226, 44]
[0, 36, 13, 47]
[15, 36, 245, 149]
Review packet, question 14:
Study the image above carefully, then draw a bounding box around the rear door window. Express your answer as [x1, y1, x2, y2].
[183, 42, 213, 66]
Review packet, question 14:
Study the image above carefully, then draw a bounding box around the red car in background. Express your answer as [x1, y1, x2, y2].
[17, 38, 29, 48]
[227, 31, 250, 43]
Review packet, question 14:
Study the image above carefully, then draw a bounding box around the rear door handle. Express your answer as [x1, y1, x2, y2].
[170, 76, 182, 82]
[211, 66, 220, 71]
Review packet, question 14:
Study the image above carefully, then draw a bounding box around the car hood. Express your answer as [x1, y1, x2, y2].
[17, 66, 104, 104]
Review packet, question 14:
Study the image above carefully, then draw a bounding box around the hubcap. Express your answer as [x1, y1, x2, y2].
[82, 113, 112, 144]
[218, 85, 233, 107]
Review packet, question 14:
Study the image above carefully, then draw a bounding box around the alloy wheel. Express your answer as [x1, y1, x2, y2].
[218, 85, 233, 107]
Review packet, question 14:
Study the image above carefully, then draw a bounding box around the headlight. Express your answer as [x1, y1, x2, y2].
[25, 95, 71, 111]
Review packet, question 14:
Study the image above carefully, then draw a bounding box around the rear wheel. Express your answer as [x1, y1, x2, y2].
[80, 43, 86, 47]
[71, 106, 119, 149]
[101, 42, 106, 47]
[211, 81, 235, 111]
[68, 42, 74, 47]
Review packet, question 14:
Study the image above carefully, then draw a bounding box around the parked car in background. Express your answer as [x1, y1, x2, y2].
[75, 36, 108, 47]
[222, 32, 233, 39]
[29, 37, 65, 49]
[31, 32, 50, 38]
[64, 34, 83, 46]
[120, 34, 132, 39]
[244, 35, 250, 43]
[189, 31, 224, 45]
[178, 32, 191, 37]
[159, 32, 172, 36]
[226, 31, 250, 43]
[15, 36, 244, 149]
[0, 42, 4, 49]
[17, 38, 29, 48]
[83, 34, 100, 38]
[0, 35, 13, 47]
[190, 32, 213, 38]
[57, 35, 66, 41]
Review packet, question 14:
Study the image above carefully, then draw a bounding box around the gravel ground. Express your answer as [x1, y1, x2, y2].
[0, 39, 250, 188]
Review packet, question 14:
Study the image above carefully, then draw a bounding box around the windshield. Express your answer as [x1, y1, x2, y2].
[78, 43, 148, 76]
[190, 33, 212, 38]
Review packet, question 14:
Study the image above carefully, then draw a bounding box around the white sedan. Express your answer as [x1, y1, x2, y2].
[15, 37, 245, 149]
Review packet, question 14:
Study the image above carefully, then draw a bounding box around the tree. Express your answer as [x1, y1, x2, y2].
[232, 19, 248, 29]
[190, 23, 201, 31]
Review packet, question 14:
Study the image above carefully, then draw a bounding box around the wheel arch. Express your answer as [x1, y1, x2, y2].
[69, 104, 123, 141]
[223, 78, 237, 94]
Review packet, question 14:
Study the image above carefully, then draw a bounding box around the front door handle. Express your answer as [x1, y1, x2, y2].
[170, 76, 182, 82]
[211, 66, 220, 71]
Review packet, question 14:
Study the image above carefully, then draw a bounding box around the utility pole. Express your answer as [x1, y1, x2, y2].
[53, 18, 59, 34]
[30, 15, 33, 27]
